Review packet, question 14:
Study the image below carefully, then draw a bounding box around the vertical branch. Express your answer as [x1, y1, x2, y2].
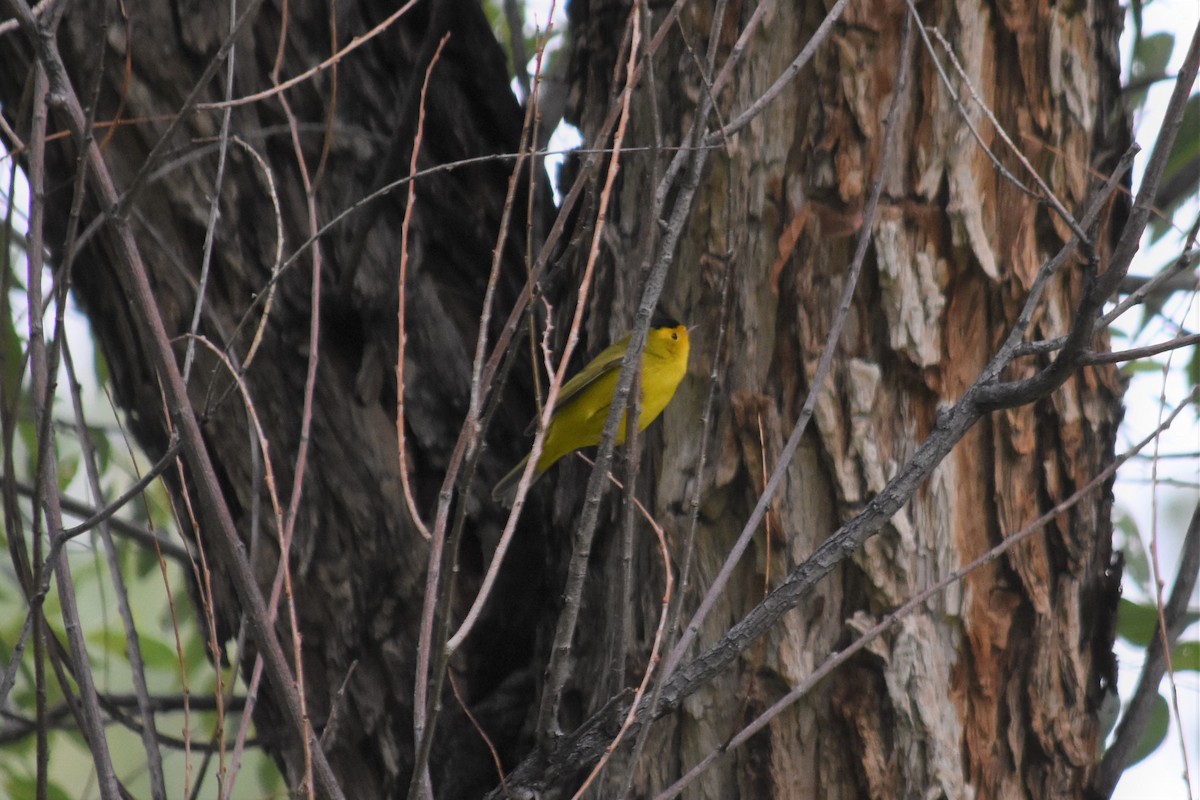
[606, 0, 666, 705]
[573, 481, 673, 800]
[536, 4, 644, 744]
[181, 0, 239, 384]
[408, 8, 560, 791]
[52, 4, 169, 793]
[24, 64, 121, 800]
[395, 32, 447, 542]
[61, 337, 169, 800]
[403, 33, 449, 800]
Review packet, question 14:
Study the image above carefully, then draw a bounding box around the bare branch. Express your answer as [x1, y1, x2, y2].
[703, 0, 853, 146]
[536, 4, 645, 745]
[1083, 333, 1200, 364]
[1, 1, 347, 792]
[22, 59, 122, 800]
[62, 335, 168, 799]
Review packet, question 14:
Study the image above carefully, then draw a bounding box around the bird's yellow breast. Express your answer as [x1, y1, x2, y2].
[535, 324, 689, 474]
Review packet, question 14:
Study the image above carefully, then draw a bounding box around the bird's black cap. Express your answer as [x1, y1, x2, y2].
[650, 311, 683, 329]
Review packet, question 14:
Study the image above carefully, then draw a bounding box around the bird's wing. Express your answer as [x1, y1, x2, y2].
[553, 336, 629, 410]
[521, 336, 632, 436]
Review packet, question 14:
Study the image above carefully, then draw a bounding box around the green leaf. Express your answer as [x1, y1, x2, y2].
[17, 418, 38, 477]
[1172, 640, 1199, 672]
[136, 633, 182, 672]
[1115, 515, 1151, 591]
[1149, 94, 1200, 243]
[57, 451, 79, 491]
[90, 426, 112, 475]
[1118, 598, 1161, 646]
[1119, 357, 1166, 376]
[1117, 598, 1200, 646]
[180, 621, 210, 672]
[1132, 32, 1174, 84]
[257, 751, 286, 792]
[134, 540, 161, 578]
[92, 342, 110, 388]
[87, 627, 126, 659]
[1127, 693, 1170, 768]
[4, 772, 75, 800]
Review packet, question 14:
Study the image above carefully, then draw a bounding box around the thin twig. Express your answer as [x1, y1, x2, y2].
[1105, 248, 1199, 331]
[58, 438, 182, 539]
[4, 2, 346, 792]
[536, 4, 645, 744]
[448, 671, 509, 799]
[232, 138, 283, 369]
[173, 335, 284, 800]
[271, 16, 325, 793]
[1143, 266, 1197, 798]
[702, 0, 852, 147]
[404, 33, 452, 800]
[395, 37, 448, 543]
[181, 0, 238, 385]
[3, 474, 191, 562]
[1082, 333, 1200, 364]
[22, 61, 122, 800]
[570, 466, 674, 800]
[62, 335, 168, 799]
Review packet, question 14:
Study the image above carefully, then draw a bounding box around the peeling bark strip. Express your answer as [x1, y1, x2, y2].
[0, 0, 1133, 796]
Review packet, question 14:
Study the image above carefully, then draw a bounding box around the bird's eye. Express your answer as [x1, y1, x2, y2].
[671, 332, 678, 339]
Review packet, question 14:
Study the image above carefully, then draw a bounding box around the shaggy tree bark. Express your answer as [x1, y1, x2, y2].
[0, 0, 1141, 797]
[542, 0, 1129, 798]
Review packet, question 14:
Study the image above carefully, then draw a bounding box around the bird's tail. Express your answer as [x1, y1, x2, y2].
[491, 454, 534, 507]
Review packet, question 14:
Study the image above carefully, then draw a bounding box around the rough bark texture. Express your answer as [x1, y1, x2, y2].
[1, 0, 1128, 797]
[557, 0, 1127, 798]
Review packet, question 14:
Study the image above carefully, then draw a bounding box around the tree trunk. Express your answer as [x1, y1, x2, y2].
[554, 0, 1127, 797]
[0, 0, 1129, 797]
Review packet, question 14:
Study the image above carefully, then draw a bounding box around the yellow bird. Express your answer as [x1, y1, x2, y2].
[492, 315, 691, 505]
